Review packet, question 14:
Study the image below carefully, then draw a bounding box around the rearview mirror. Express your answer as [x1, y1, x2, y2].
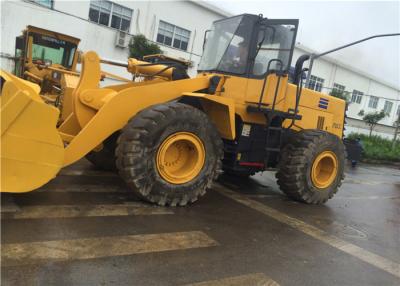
[203, 30, 210, 51]
[293, 54, 310, 84]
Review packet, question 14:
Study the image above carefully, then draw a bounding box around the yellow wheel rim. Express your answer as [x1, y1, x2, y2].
[311, 151, 338, 189]
[156, 132, 205, 184]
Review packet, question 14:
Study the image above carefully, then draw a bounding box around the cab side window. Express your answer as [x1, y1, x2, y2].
[252, 24, 296, 76]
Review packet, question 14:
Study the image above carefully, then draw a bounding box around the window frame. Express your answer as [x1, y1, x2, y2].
[332, 83, 345, 94]
[383, 100, 393, 115]
[29, 32, 78, 69]
[156, 21, 175, 47]
[88, 0, 133, 32]
[249, 18, 299, 79]
[198, 15, 299, 79]
[368, 95, 379, 109]
[156, 20, 191, 51]
[198, 15, 257, 77]
[30, 0, 53, 9]
[351, 89, 363, 104]
[308, 75, 325, 92]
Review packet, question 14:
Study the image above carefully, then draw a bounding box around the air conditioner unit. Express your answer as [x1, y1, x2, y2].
[115, 31, 129, 48]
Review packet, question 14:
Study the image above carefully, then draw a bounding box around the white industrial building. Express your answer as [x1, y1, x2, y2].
[292, 46, 400, 139]
[1, 0, 399, 139]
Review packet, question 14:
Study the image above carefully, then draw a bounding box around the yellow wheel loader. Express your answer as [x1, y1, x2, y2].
[14, 26, 81, 105]
[1, 14, 346, 206]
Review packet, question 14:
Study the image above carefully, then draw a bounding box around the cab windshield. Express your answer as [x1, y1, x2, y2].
[198, 15, 253, 74]
[30, 33, 77, 69]
[199, 15, 297, 76]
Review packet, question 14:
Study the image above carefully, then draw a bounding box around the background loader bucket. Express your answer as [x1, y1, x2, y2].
[1, 71, 64, 193]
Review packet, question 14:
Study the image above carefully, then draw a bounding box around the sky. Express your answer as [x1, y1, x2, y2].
[204, 0, 400, 89]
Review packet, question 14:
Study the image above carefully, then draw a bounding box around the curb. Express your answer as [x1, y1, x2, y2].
[360, 158, 400, 168]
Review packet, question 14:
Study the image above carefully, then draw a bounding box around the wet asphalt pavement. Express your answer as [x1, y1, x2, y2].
[1, 160, 399, 286]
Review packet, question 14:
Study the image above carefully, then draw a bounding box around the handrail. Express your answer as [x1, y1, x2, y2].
[257, 59, 283, 110]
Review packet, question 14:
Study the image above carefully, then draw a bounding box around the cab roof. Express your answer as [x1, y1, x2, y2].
[25, 25, 81, 45]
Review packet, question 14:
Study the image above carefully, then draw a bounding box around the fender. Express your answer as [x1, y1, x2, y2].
[181, 92, 236, 140]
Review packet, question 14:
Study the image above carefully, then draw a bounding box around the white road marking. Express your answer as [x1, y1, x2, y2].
[2, 231, 218, 266]
[335, 195, 399, 200]
[312, 219, 368, 240]
[217, 186, 400, 279]
[247, 193, 399, 200]
[185, 273, 279, 286]
[343, 179, 390, 185]
[3, 203, 173, 219]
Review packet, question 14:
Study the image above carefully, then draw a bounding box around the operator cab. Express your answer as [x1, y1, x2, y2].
[199, 14, 305, 174]
[199, 14, 298, 79]
[15, 26, 80, 77]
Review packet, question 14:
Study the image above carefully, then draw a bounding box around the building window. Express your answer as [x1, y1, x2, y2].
[383, 100, 393, 115]
[332, 83, 345, 94]
[351, 90, 363, 104]
[89, 1, 133, 32]
[157, 21, 174, 46]
[368, 96, 379, 109]
[308, 75, 324, 92]
[110, 3, 132, 31]
[89, 1, 111, 26]
[30, 0, 53, 8]
[157, 21, 191, 51]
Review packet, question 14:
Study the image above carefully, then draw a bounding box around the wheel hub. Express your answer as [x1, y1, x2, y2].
[156, 132, 205, 184]
[311, 151, 338, 189]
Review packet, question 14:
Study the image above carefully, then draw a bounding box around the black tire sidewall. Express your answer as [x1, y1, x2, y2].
[276, 130, 345, 204]
[147, 113, 218, 196]
[85, 132, 119, 171]
[303, 134, 345, 200]
[117, 102, 222, 206]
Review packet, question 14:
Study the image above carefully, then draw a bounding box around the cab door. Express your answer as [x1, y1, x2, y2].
[14, 36, 26, 77]
[245, 19, 298, 109]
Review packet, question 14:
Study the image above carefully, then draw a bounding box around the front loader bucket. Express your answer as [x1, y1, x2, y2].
[1, 70, 64, 193]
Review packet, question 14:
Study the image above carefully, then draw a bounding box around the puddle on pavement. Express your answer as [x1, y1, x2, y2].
[313, 218, 368, 240]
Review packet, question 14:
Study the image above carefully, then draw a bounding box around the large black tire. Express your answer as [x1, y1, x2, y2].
[276, 130, 345, 204]
[85, 133, 118, 171]
[116, 102, 223, 206]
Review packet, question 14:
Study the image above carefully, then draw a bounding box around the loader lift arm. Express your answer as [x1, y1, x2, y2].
[58, 51, 217, 166]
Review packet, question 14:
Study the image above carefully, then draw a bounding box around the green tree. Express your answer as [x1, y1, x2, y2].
[358, 110, 386, 137]
[128, 34, 162, 60]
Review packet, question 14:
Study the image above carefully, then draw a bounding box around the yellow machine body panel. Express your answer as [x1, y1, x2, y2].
[0, 71, 64, 192]
[205, 73, 345, 139]
[181, 92, 237, 140]
[59, 73, 80, 122]
[282, 83, 345, 137]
